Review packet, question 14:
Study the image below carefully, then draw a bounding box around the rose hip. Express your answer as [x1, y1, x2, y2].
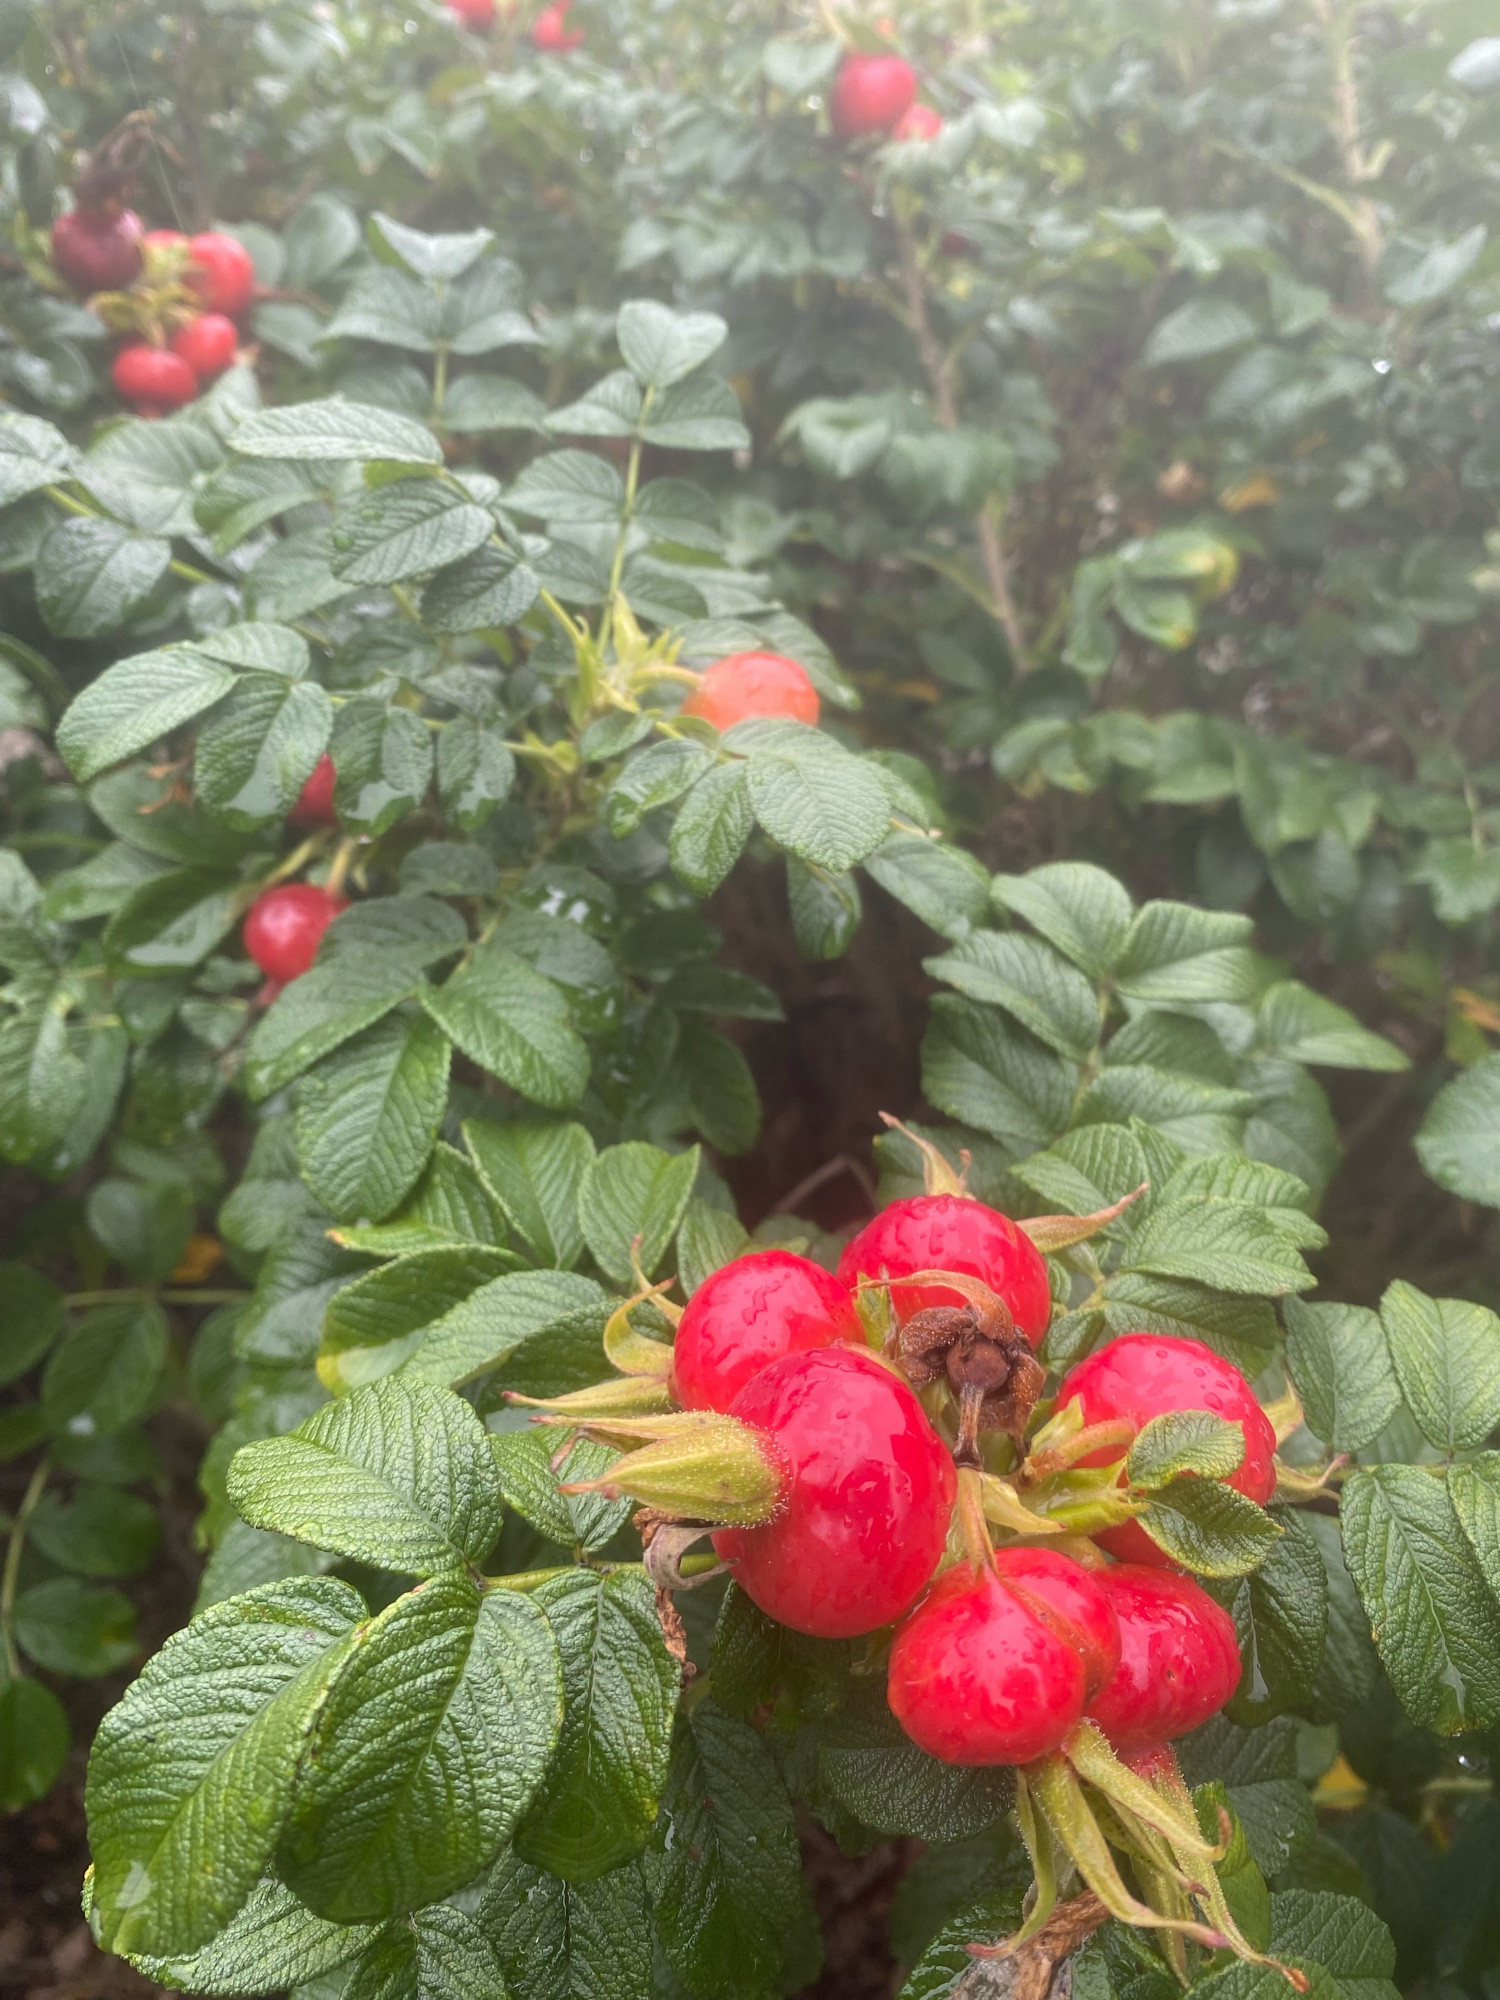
[837, 1194, 1052, 1344]
[680, 652, 820, 731]
[829, 53, 917, 141]
[288, 753, 338, 828]
[242, 884, 347, 984]
[51, 207, 144, 292]
[170, 313, 238, 380]
[1085, 1566, 1242, 1751]
[672, 1250, 861, 1413]
[111, 345, 199, 416]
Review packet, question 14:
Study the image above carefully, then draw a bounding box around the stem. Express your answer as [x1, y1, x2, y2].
[892, 219, 1031, 669]
[2, 1458, 50, 1679]
[1307, 0, 1384, 276]
[955, 1465, 996, 1565]
[433, 344, 449, 415]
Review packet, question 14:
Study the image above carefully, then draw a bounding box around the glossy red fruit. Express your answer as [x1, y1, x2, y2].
[1056, 1334, 1277, 1564]
[837, 1194, 1052, 1345]
[532, 1, 582, 51]
[888, 1547, 1118, 1765]
[111, 344, 199, 416]
[672, 1250, 862, 1413]
[170, 313, 238, 380]
[185, 232, 256, 316]
[893, 102, 943, 142]
[448, 0, 496, 23]
[288, 753, 338, 828]
[680, 652, 820, 731]
[50, 207, 144, 292]
[242, 884, 347, 983]
[829, 53, 917, 140]
[713, 1347, 955, 1638]
[1085, 1566, 1241, 1751]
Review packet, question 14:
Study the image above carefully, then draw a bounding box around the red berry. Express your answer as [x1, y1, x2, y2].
[888, 1548, 1117, 1765]
[836, 1194, 1052, 1346]
[532, 2, 582, 51]
[242, 884, 347, 983]
[170, 313, 238, 381]
[288, 753, 338, 828]
[1084, 1566, 1241, 1752]
[111, 344, 199, 416]
[185, 231, 256, 317]
[713, 1347, 956, 1638]
[830, 53, 917, 141]
[680, 652, 820, 732]
[50, 207, 144, 292]
[449, 0, 496, 21]
[893, 103, 943, 142]
[1055, 1335, 1277, 1565]
[672, 1250, 862, 1413]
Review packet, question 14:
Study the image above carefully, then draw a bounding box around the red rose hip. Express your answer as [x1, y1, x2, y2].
[1055, 1334, 1276, 1563]
[51, 207, 144, 292]
[888, 1547, 1119, 1766]
[170, 313, 238, 380]
[288, 753, 338, 828]
[837, 1194, 1052, 1344]
[713, 1346, 955, 1638]
[829, 53, 917, 140]
[672, 1250, 861, 1413]
[1085, 1566, 1241, 1752]
[680, 652, 820, 731]
[532, 1, 582, 51]
[184, 231, 256, 316]
[893, 103, 943, 142]
[111, 345, 199, 416]
[242, 884, 347, 983]
[449, 0, 496, 23]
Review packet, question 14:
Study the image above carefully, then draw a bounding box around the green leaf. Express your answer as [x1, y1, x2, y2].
[490, 1428, 631, 1553]
[1142, 297, 1259, 365]
[121, 1879, 375, 1998]
[193, 620, 311, 678]
[1011, 1123, 1150, 1224]
[332, 479, 494, 585]
[0, 1678, 69, 1812]
[677, 1199, 752, 1297]
[232, 400, 443, 464]
[247, 961, 427, 1101]
[228, 1377, 504, 1575]
[0, 1007, 87, 1166]
[604, 737, 712, 837]
[991, 861, 1135, 978]
[1414, 1053, 1500, 1207]
[1303, 1510, 1379, 1720]
[481, 1852, 651, 2000]
[465, 1116, 594, 1267]
[641, 372, 750, 451]
[1268, 1890, 1398, 2000]
[787, 855, 862, 959]
[36, 517, 172, 638]
[1136, 1476, 1282, 1576]
[196, 1521, 339, 1613]
[0, 410, 74, 504]
[895, 1889, 1027, 2000]
[1114, 901, 1260, 1005]
[1341, 1464, 1500, 1734]
[924, 931, 1099, 1060]
[618, 299, 728, 389]
[576, 1141, 700, 1284]
[1122, 1199, 1314, 1296]
[86, 1576, 366, 1955]
[514, 1567, 679, 1882]
[279, 1572, 561, 1921]
[1217, 1510, 1329, 1726]
[1254, 982, 1409, 1072]
[0, 1261, 64, 1386]
[680, 1023, 761, 1155]
[422, 946, 589, 1109]
[669, 763, 754, 895]
[507, 448, 625, 523]
[43, 1301, 167, 1439]
[1283, 1299, 1401, 1454]
[57, 646, 235, 783]
[195, 673, 333, 829]
[296, 1010, 450, 1224]
[738, 722, 890, 873]
[30, 1483, 160, 1578]
[865, 833, 992, 941]
[15, 1576, 135, 1676]
[1378, 1280, 1500, 1453]
[439, 373, 546, 433]
[371, 212, 494, 280]
[649, 1700, 816, 2000]
[1179, 1718, 1314, 1878]
[1128, 1410, 1246, 1489]
[921, 997, 1075, 1154]
[1450, 1455, 1500, 1598]
[1384, 224, 1487, 307]
[423, 544, 539, 634]
[103, 866, 241, 977]
[343, 1904, 509, 2000]
[330, 700, 434, 836]
[818, 1701, 1015, 1841]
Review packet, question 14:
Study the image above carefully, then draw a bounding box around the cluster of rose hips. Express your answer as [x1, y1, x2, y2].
[234, 648, 821, 999]
[445, 0, 583, 49]
[831, 51, 942, 145]
[50, 203, 254, 417]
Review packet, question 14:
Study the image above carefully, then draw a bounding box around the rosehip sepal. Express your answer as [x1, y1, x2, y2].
[558, 1409, 783, 1525]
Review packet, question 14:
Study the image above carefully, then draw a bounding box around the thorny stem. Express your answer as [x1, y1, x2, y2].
[1307, 0, 1384, 276]
[892, 219, 1031, 672]
[2, 1457, 50, 1680]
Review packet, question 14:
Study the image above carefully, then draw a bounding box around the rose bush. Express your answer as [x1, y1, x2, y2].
[0, 1, 1498, 1996]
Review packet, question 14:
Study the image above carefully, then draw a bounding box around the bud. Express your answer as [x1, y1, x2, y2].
[558, 1410, 783, 1527]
